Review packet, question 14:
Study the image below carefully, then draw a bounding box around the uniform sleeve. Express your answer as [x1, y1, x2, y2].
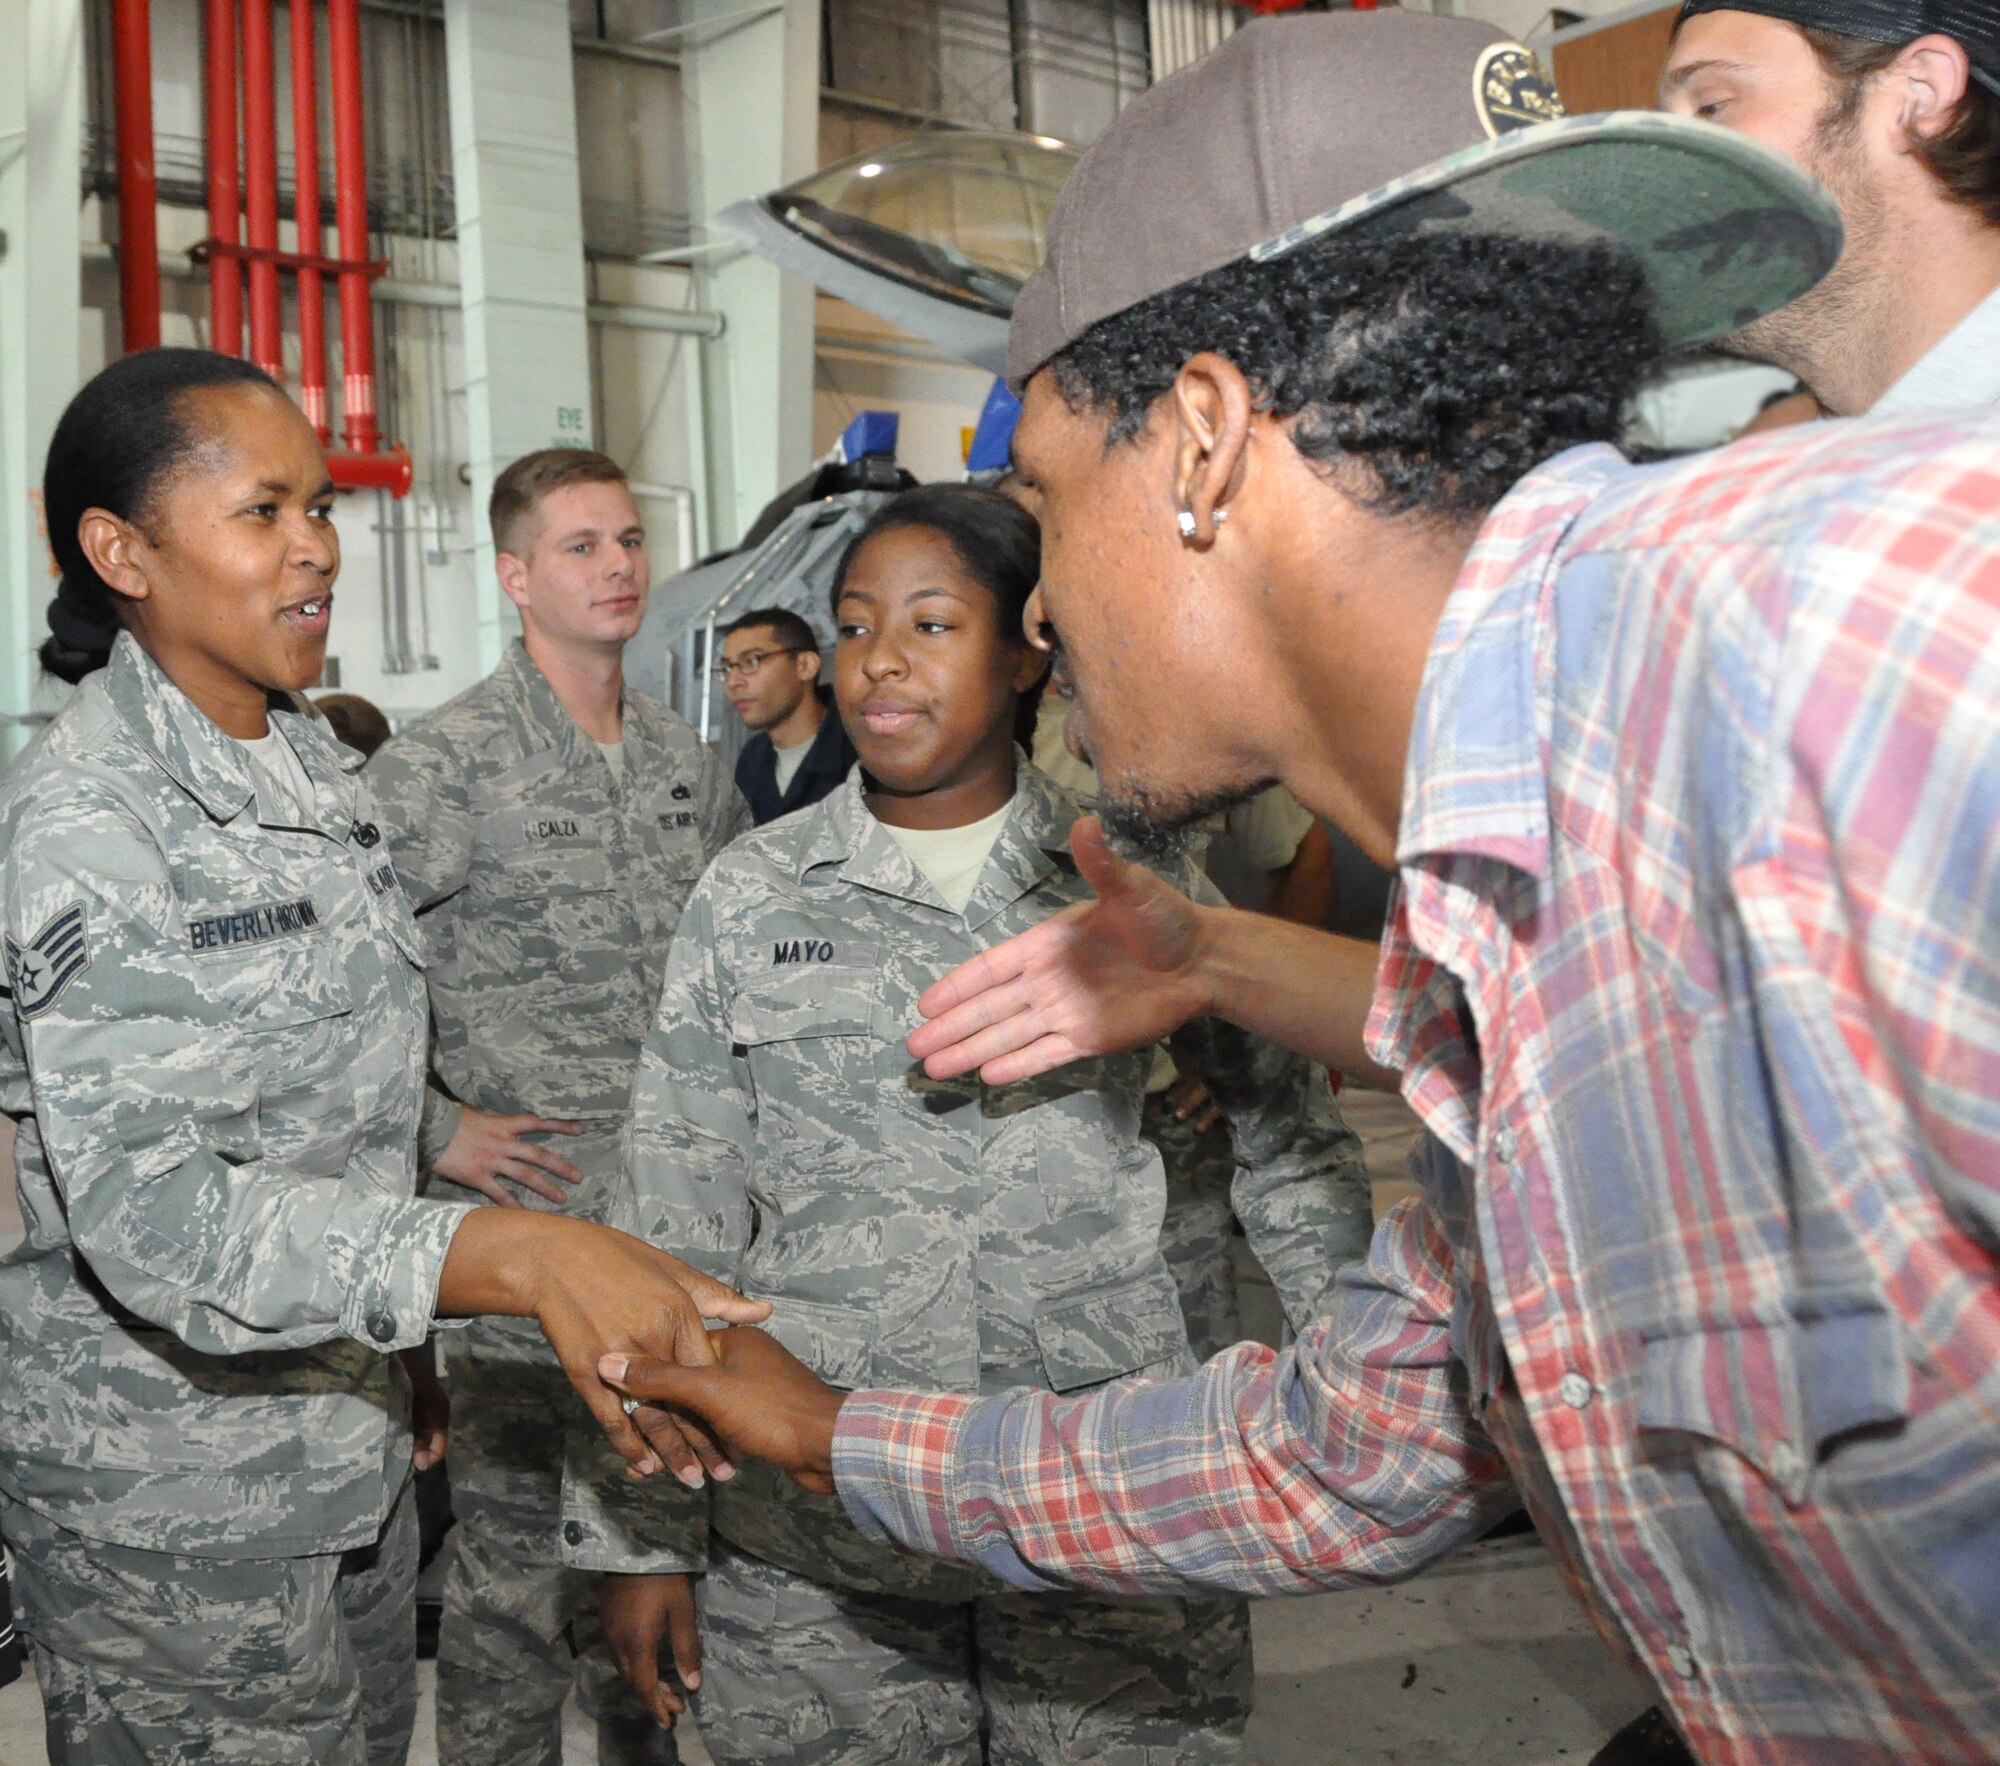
[560, 877, 753, 1573]
[833, 1195, 1514, 1596]
[365, 737, 473, 1165]
[417, 1084, 463, 1170]
[1164, 863, 1373, 1328]
[1171, 1013, 1374, 1332]
[2, 782, 472, 1357]
[364, 732, 476, 912]
[699, 740, 751, 856]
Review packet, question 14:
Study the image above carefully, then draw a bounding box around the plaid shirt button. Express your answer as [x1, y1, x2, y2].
[1558, 1372, 1593, 1410]
[1667, 1644, 1699, 1682]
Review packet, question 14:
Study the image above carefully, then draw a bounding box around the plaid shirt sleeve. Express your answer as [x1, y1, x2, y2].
[834, 1194, 1517, 1595]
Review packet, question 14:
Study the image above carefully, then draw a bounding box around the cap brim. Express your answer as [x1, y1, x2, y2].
[1252, 111, 1842, 352]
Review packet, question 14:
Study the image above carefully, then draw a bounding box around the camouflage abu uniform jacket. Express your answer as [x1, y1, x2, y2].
[0, 634, 472, 1558]
[561, 766, 1369, 1595]
[366, 640, 746, 1221]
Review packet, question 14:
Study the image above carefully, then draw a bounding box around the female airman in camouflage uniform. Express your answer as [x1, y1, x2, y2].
[0, 350, 762, 1765]
[569, 486, 1374, 1762]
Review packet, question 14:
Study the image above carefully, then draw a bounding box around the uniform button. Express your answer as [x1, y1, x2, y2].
[1492, 1127, 1517, 1162]
[563, 1521, 585, 1546]
[1666, 1643, 1699, 1681]
[1768, 1438, 1804, 1484]
[367, 1310, 398, 1343]
[1559, 1372, 1594, 1410]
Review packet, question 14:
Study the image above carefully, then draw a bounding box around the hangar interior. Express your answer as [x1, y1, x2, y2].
[0, 0, 1787, 758]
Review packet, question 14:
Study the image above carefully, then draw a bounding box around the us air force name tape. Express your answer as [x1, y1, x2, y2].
[187, 896, 321, 954]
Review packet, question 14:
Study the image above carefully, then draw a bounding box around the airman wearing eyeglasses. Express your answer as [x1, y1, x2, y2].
[718, 607, 858, 825]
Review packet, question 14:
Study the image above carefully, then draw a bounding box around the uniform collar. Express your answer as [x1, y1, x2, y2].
[1396, 445, 1629, 881]
[787, 757, 1079, 928]
[496, 637, 668, 770]
[495, 639, 589, 766]
[103, 632, 358, 838]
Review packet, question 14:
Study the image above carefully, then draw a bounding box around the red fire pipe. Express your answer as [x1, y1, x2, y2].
[326, 0, 379, 459]
[240, 0, 284, 379]
[290, 0, 328, 440]
[325, 447, 413, 495]
[204, 0, 242, 355]
[111, 0, 162, 353]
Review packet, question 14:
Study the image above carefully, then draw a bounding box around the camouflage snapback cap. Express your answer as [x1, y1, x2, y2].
[1008, 10, 1843, 384]
[1254, 109, 1845, 355]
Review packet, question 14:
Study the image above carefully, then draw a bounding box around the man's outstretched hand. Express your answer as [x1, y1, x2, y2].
[600, 1327, 844, 1496]
[907, 815, 1214, 1084]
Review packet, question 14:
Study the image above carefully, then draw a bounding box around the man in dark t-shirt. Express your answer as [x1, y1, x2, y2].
[720, 607, 857, 823]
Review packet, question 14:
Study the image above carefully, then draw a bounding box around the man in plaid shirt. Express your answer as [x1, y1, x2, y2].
[598, 16, 2000, 1763]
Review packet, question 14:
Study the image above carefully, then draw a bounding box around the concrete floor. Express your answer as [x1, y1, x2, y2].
[0, 1532, 1651, 1764]
[0, 1095, 1655, 1762]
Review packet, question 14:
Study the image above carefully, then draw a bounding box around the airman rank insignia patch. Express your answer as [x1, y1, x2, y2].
[6, 902, 91, 1020]
[1473, 42, 1564, 138]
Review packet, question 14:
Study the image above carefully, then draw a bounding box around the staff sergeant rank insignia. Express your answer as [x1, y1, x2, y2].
[4, 902, 91, 1020]
[188, 896, 321, 953]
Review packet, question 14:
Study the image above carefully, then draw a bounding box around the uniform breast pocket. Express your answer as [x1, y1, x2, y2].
[727, 963, 886, 1192]
[467, 847, 619, 980]
[190, 932, 356, 1057]
[1033, 1085, 1153, 1226]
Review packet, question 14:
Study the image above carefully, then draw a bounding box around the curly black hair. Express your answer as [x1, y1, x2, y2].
[1047, 229, 1664, 520]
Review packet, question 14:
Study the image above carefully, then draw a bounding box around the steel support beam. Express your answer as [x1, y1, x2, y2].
[680, 0, 820, 550]
[0, 0, 85, 763]
[443, 0, 595, 670]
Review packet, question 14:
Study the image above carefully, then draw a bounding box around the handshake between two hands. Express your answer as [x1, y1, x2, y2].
[600, 1321, 846, 1497]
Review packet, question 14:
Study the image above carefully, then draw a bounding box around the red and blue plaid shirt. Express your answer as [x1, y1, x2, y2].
[833, 414, 2000, 1764]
